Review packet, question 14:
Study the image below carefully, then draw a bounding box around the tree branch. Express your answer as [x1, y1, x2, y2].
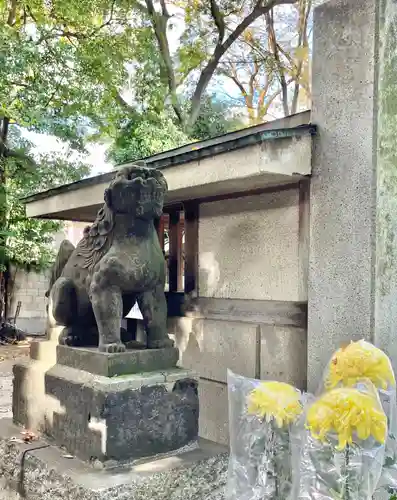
[257, 79, 272, 111]
[226, 74, 247, 96]
[115, 93, 136, 114]
[4, 149, 37, 166]
[0, 118, 10, 159]
[145, 0, 184, 124]
[9, 81, 30, 88]
[291, 0, 312, 113]
[258, 80, 292, 120]
[266, 9, 289, 116]
[7, 0, 17, 26]
[37, 0, 117, 44]
[159, 0, 170, 18]
[188, 0, 297, 128]
[210, 0, 225, 44]
[249, 61, 260, 98]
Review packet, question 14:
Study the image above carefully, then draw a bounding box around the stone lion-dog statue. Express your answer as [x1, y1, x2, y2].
[46, 164, 172, 352]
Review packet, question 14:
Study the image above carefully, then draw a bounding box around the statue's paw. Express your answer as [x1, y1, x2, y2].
[147, 338, 174, 349]
[59, 330, 77, 346]
[99, 342, 126, 353]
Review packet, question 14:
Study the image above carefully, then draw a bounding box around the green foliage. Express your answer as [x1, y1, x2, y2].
[3, 127, 90, 270]
[106, 113, 190, 165]
[190, 96, 244, 140]
[0, 0, 137, 143]
[107, 96, 243, 164]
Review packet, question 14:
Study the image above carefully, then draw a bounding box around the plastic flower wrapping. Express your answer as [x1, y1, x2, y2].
[226, 370, 304, 500]
[319, 340, 397, 495]
[297, 382, 387, 499]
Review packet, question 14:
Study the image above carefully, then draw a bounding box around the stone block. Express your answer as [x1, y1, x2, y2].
[0, 419, 228, 500]
[30, 340, 57, 364]
[260, 325, 307, 390]
[198, 379, 229, 445]
[176, 319, 258, 383]
[56, 345, 179, 377]
[43, 364, 199, 462]
[13, 358, 63, 433]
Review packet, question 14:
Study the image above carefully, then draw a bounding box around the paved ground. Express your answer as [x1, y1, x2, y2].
[0, 343, 29, 419]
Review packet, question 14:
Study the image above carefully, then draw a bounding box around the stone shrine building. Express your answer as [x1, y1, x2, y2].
[20, 0, 397, 448]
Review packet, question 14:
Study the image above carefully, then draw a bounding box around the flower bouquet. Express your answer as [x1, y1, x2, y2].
[298, 382, 387, 499]
[226, 370, 304, 500]
[320, 340, 397, 495]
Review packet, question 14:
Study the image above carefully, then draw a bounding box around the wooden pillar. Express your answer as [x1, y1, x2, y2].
[168, 211, 181, 292]
[184, 203, 199, 295]
[155, 215, 166, 251]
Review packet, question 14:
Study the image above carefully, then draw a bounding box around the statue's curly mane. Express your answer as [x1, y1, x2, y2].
[76, 203, 115, 271]
[46, 240, 75, 297]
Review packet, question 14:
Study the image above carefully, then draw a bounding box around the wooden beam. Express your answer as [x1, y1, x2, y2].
[184, 203, 199, 295]
[185, 297, 307, 328]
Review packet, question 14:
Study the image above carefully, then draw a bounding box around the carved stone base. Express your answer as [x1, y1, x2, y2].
[43, 364, 198, 462]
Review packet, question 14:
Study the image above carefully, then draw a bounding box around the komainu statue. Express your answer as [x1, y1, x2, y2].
[46, 164, 172, 352]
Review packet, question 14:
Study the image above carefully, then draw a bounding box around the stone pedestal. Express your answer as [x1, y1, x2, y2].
[13, 345, 199, 463]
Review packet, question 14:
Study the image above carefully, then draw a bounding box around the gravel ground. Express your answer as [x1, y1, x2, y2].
[0, 343, 31, 498]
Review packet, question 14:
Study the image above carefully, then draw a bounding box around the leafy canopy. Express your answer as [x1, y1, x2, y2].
[3, 127, 90, 271]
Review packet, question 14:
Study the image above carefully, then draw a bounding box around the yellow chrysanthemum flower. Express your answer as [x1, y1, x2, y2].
[247, 381, 302, 428]
[306, 387, 387, 450]
[326, 340, 396, 390]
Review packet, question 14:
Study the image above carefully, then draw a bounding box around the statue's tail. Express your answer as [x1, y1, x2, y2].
[45, 240, 75, 297]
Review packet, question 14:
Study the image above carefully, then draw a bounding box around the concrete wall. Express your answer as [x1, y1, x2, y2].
[171, 186, 308, 444]
[8, 266, 50, 334]
[7, 222, 86, 335]
[199, 188, 306, 302]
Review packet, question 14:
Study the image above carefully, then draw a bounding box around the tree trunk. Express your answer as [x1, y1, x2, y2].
[0, 117, 9, 323]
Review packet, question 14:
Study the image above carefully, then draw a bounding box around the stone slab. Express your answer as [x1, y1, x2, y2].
[177, 319, 258, 384]
[56, 345, 179, 377]
[198, 379, 229, 445]
[0, 418, 227, 499]
[260, 325, 307, 390]
[32, 364, 200, 462]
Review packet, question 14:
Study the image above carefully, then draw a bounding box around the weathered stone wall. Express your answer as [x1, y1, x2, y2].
[171, 186, 308, 444]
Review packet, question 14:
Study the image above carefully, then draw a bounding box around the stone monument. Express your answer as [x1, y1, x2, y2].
[6, 165, 227, 498]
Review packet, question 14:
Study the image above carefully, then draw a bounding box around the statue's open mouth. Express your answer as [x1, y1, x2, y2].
[115, 164, 167, 190]
[107, 164, 167, 218]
